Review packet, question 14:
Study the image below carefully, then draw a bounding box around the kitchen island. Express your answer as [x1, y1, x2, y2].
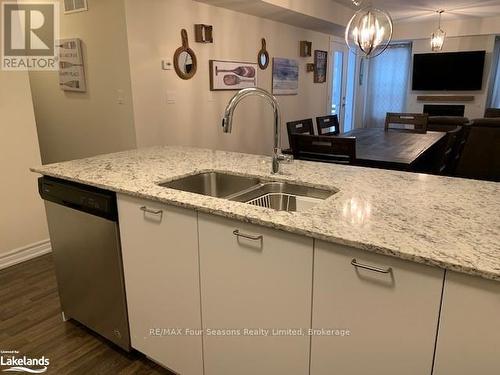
[32, 145, 499, 280]
[32, 146, 500, 375]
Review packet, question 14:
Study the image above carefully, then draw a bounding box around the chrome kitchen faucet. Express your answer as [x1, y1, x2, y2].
[222, 87, 293, 174]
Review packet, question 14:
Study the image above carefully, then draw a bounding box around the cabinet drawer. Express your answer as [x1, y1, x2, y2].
[198, 213, 313, 375]
[117, 194, 203, 375]
[311, 241, 444, 375]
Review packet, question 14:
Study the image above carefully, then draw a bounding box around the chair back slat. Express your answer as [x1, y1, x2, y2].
[385, 113, 428, 133]
[286, 119, 314, 148]
[291, 134, 356, 165]
[316, 115, 340, 136]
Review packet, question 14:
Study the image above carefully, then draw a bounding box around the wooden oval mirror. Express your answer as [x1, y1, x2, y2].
[174, 29, 197, 80]
[258, 38, 269, 70]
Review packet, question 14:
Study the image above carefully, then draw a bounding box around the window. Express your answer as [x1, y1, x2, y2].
[364, 43, 412, 128]
[488, 37, 500, 109]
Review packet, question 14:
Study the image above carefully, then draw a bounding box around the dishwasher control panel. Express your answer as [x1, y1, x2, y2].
[38, 176, 117, 220]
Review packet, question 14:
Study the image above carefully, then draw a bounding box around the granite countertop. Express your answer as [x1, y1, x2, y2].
[32, 146, 500, 281]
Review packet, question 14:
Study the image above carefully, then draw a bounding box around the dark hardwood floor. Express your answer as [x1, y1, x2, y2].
[0, 254, 173, 375]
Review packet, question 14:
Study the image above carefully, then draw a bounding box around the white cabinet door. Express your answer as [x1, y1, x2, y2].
[117, 194, 203, 375]
[198, 213, 313, 375]
[433, 271, 500, 375]
[311, 241, 444, 375]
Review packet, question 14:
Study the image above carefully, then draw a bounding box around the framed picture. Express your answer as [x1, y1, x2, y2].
[300, 41, 312, 57]
[58, 38, 86, 92]
[272, 58, 299, 96]
[209, 60, 258, 91]
[314, 50, 328, 83]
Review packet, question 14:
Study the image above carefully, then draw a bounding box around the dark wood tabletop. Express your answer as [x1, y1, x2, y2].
[343, 127, 447, 170]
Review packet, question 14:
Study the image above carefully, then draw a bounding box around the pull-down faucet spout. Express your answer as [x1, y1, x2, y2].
[222, 87, 292, 174]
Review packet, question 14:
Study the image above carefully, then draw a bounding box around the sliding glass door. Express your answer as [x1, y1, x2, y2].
[329, 41, 356, 132]
[364, 43, 412, 128]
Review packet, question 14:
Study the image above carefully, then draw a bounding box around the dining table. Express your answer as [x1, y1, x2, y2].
[343, 127, 447, 171]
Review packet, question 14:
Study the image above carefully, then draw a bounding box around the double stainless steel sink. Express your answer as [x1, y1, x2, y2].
[159, 171, 337, 212]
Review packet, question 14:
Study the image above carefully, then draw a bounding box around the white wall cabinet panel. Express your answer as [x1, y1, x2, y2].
[311, 241, 444, 375]
[117, 194, 203, 375]
[433, 271, 500, 375]
[198, 213, 313, 375]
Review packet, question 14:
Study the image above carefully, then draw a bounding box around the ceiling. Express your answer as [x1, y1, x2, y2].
[333, 0, 500, 22]
[195, 0, 347, 35]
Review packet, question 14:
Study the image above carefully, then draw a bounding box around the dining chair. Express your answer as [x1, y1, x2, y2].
[316, 115, 340, 136]
[484, 108, 500, 118]
[433, 126, 462, 175]
[286, 119, 314, 150]
[385, 113, 429, 133]
[291, 134, 356, 165]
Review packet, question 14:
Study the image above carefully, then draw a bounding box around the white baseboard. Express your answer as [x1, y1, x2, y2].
[0, 239, 52, 270]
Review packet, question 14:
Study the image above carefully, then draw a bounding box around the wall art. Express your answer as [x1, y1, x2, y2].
[272, 58, 299, 95]
[174, 29, 197, 80]
[194, 24, 213, 43]
[209, 60, 258, 91]
[58, 38, 86, 92]
[258, 38, 269, 70]
[300, 41, 312, 57]
[314, 50, 328, 83]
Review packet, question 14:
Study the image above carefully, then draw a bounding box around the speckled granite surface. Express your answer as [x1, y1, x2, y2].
[32, 146, 500, 281]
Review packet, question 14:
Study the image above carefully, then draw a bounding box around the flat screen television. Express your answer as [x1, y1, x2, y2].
[412, 51, 485, 91]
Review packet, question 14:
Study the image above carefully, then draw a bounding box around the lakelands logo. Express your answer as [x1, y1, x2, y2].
[1, 1, 59, 70]
[0, 350, 49, 373]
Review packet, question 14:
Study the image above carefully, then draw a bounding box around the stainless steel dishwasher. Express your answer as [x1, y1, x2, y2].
[38, 176, 131, 351]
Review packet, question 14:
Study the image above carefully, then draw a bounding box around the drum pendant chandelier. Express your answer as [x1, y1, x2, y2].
[345, 6, 394, 59]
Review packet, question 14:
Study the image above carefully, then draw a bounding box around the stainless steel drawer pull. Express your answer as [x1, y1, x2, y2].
[140, 206, 163, 216]
[233, 229, 263, 241]
[351, 259, 392, 274]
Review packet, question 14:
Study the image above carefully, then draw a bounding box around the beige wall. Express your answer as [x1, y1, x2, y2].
[125, 0, 331, 154]
[405, 35, 496, 119]
[195, 0, 350, 36]
[0, 70, 49, 257]
[29, 0, 137, 164]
